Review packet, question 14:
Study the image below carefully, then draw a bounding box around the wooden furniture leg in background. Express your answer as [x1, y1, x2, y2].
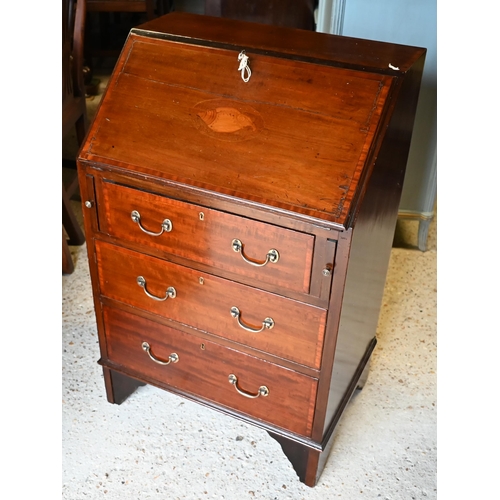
[63, 228, 75, 275]
[63, 0, 88, 273]
[62, 182, 85, 275]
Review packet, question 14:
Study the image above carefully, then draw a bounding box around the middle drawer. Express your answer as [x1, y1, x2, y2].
[98, 181, 315, 295]
[96, 240, 326, 369]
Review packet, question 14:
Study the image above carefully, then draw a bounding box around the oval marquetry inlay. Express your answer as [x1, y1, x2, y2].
[198, 108, 256, 133]
[194, 99, 263, 141]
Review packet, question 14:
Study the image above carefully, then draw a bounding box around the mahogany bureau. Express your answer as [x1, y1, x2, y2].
[77, 12, 425, 487]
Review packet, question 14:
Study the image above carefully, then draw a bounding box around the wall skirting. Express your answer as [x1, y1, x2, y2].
[397, 210, 435, 222]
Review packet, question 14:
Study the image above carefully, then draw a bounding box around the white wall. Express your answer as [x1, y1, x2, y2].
[341, 0, 437, 219]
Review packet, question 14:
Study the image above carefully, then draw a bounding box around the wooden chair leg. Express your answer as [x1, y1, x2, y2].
[62, 183, 85, 246]
[63, 227, 75, 274]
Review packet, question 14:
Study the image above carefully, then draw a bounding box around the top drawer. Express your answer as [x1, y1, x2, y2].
[98, 181, 314, 294]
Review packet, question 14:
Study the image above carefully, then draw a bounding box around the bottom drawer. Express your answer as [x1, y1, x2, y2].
[102, 306, 318, 437]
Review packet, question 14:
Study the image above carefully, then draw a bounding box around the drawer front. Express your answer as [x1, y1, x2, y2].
[99, 181, 314, 295]
[96, 241, 326, 369]
[103, 306, 318, 437]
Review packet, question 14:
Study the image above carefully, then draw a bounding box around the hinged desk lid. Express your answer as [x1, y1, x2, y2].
[79, 12, 425, 229]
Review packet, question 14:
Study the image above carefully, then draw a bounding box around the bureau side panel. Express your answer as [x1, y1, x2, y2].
[319, 56, 426, 437]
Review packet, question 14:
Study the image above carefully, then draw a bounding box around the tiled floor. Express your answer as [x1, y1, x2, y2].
[62, 68, 437, 499]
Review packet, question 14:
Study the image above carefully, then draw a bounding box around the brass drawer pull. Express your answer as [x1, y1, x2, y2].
[231, 239, 279, 267]
[131, 210, 172, 236]
[230, 306, 274, 332]
[136, 276, 177, 301]
[142, 342, 179, 365]
[228, 374, 269, 398]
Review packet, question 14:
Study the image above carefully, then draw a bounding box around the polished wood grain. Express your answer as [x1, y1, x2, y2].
[98, 180, 314, 294]
[81, 34, 393, 227]
[96, 240, 327, 368]
[137, 12, 425, 73]
[122, 38, 387, 121]
[84, 166, 337, 305]
[77, 11, 426, 488]
[102, 306, 318, 436]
